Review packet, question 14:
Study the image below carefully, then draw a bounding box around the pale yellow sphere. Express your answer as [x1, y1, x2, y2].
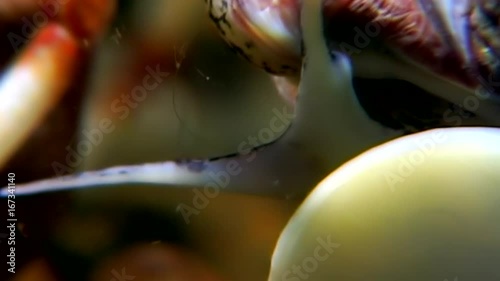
[270, 127, 500, 281]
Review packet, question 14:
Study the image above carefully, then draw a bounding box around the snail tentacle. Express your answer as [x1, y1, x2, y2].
[0, 140, 328, 198]
[285, 0, 401, 167]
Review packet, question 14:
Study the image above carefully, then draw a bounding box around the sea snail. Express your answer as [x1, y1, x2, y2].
[269, 126, 500, 280]
[1, 0, 499, 197]
[0, 0, 395, 198]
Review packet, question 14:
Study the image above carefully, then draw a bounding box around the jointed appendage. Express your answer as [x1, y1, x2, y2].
[0, 24, 80, 170]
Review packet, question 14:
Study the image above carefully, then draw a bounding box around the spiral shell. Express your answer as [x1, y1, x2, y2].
[206, 0, 302, 75]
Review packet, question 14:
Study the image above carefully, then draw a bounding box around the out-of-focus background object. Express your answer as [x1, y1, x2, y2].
[270, 127, 500, 281]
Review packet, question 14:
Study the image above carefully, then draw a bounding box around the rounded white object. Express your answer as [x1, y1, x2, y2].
[270, 127, 500, 281]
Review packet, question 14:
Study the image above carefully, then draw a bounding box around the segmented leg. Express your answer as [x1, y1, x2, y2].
[0, 24, 80, 169]
[0, 0, 116, 170]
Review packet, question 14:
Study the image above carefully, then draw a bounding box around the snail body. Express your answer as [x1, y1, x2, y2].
[0, 0, 397, 197]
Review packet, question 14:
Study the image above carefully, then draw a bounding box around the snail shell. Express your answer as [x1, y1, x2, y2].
[206, 0, 302, 75]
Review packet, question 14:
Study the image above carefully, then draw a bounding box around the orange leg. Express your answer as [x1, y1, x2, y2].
[0, 24, 79, 169]
[0, 0, 116, 169]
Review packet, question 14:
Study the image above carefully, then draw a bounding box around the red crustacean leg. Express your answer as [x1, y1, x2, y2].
[0, 0, 116, 169]
[0, 24, 80, 169]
